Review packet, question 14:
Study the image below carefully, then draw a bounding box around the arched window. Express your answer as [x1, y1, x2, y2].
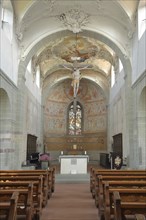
[1, 0, 13, 41]
[138, 0, 146, 39]
[68, 102, 82, 135]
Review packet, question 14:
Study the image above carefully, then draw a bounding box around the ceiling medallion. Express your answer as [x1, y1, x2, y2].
[59, 8, 90, 33]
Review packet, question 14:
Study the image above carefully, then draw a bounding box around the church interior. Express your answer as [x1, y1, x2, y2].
[0, 0, 146, 219]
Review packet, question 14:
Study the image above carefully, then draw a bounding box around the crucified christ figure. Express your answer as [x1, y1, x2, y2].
[61, 62, 92, 98]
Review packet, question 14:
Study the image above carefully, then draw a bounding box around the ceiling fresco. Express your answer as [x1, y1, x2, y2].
[33, 35, 115, 79]
[9, 0, 139, 94]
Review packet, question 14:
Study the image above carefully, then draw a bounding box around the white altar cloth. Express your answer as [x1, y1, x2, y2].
[59, 155, 89, 174]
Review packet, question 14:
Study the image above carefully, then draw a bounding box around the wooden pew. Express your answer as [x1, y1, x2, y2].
[95, 175, 146, 207]
[103, 186, 146, 220]
[49, 167, 55, 193]
[94, 174, 146, 207]
[0, 179, 43, 219]
[0, 167, 55, 199]
[0, 183, 34, 220]
[90, 167, 146, 190]
[0, 191, 19, 220]
[98, 180, 146, 219]
[113, 191, 146, 220]
[90, 167, 146, 198]
[0, 173, 48, 207]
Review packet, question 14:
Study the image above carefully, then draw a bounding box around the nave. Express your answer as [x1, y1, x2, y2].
[41, 182, 99, 220]
[0, 166, 146, 220]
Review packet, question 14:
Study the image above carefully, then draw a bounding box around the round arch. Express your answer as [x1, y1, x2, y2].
[0, 88, 11, 119]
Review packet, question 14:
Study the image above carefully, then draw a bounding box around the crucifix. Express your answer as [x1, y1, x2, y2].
[61, 60, 92, 98]
[60, 60, 92, 114]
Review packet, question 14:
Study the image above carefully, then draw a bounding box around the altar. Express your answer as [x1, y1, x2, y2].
[59, 155, 89, 174]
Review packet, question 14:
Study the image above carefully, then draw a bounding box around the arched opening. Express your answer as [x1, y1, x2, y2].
[0, 88, 13, 169]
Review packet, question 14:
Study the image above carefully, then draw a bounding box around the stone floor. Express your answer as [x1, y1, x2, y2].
[40, 161, 101, 220]
[41, 182, 99, 220]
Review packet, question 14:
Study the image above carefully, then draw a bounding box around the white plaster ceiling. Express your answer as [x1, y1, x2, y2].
[10, 0, 139, 93]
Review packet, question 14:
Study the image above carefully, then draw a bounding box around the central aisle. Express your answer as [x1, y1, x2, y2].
[41, 183, 99, 220]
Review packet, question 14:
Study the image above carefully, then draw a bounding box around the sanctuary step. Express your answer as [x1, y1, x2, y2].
[55, 173, 90, 183]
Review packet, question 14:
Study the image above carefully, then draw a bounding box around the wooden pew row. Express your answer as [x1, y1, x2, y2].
[0, 172, 50, 207]
[90, 167, 146, 186]
[103, 188, 146, 220]
[91, 171, 146, 199]
[0, 191, 19, 220]
[0, 167, 55, 197]
[90, 167, 146, 198]
[95, 175, 146, 208]
[0, 179, 43, 219]
[0, 175, 48, 209]
[113, 191, 146, 220]
[0, 183, 34, 220]
[90, 167, 146, 191]
[98, 180, 146, 219]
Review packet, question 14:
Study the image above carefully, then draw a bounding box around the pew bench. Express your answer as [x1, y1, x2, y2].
[0, 168, 55, 201]
[0, 179, 43, 219]
[0, 174, 48, 207]
[94, 175, 146, 207]
[90, 167, 146, 193]
[103, 187, 146, 220]
[98, 180, 146, 219]
[90, 168, 146, 199]
[0, 191, 19, 220]
[113, 191, 146, 220]
[0, 183, 34, 220]
[97, 175, 146, 205]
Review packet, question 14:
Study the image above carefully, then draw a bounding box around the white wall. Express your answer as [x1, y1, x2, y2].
[0, 1, 19, 85]
[132, 2, 146, 83]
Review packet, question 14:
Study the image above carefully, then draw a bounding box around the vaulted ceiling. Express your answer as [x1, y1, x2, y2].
[10, 0, 139, 96]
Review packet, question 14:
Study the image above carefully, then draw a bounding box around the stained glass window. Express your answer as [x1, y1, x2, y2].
[68, 102, 82, 135]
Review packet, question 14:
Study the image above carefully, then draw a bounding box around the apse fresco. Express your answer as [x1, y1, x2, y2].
[44, 79, 107, 150]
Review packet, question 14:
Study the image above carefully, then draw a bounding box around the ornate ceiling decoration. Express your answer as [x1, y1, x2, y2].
[32, 35, 115, 78]
[58, 8, 90, 33]
[10, 0, 138, 90]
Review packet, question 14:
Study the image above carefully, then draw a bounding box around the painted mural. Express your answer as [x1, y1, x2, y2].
[44, 79, 107, 150]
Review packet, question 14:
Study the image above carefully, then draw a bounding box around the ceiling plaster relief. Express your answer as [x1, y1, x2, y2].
[16, 0, 132, 58]
[58, 8, 90, 34]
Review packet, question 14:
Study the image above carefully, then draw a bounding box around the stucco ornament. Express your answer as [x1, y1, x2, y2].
[58, 8, 90, 33]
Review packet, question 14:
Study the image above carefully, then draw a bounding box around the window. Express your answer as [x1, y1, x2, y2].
[138, 0, 146, 39]
[1, 0, 13, 41]
[68, 102, 82, 135]
[36, 66, 40, 88]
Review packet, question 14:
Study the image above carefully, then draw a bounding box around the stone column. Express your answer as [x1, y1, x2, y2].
[15, 64, 27, 169]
